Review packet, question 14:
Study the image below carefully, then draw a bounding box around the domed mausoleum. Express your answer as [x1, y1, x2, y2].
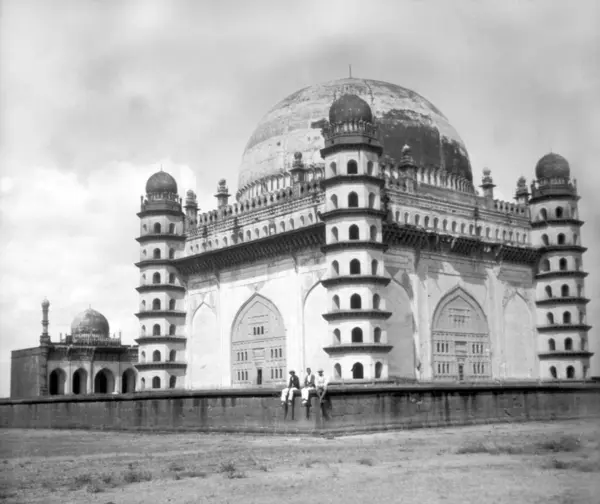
[11, 75, 594, 399]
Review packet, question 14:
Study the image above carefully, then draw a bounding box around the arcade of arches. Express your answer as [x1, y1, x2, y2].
[48, 367, 137, 395]
[231, 294, 286, 386]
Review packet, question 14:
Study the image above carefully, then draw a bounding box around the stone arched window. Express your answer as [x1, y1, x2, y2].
[347, 160, 358, 175]
[545, 286, 552, 298]
[561, 284, 570, 297]
[373, 294, 381, 309]
[566, 366, 575, 379]
[351, 362, 364, 379]
[331, 227, 339, 242]
[415, 215, 420, 226]
[152, 350, 161, 362]
[541, 234, 549, 246]
[433, 218, 439, 230]
[152, 324, 161, 336]
[556, 206, 563, 218]
[153, 222, 161, 233]
[375, 362, 383, 379]
[557, 233, 565, 245]
[452, 221, 457, 232]
[169, 273, 175, 284]
[152, 376, 161, 389]
[169, 299, 176, 310]
[140, 351, 146, 363]
[169, 223, 175, 234]
[153, 248, 161, 259]
[169, 324, 176, 335]
[350, 259, 361, 274]
[348, 192, 359, 207]
[350, 294, 362, 309]
[369, 225, 377, 241]
[152, 299, 161, 311]
[152, 272, 161, 284]
[349, 225, 360, 240]
[334, 363, 341, 379]
[563, 311, 571, 324]
[540, 208, 548, 221]
[330, 194, 338, 209]
[330, 162, 337, 176]
[374, 327, 381, 343]
[564, 338, 573, 351]
[371, 260, 378, 276]
[141, 377, 146, 389]
[332, 260, 339, 276]
[169, 350, 177, 361]
[547, 312, 554, 324]
[169, 248, 175, 259]
[573, 233, 578, 245]
[367, 161, 374, 175]
[550, 366, 557, 379]
[141, 325, 146, 336]
[169, 376, 176, 388]
[404, 213, 410, 224]
[541, 259, 550, 272]
[548, 338, 555, 351]
[351, 327, 363, 343]
[332, 295, 340, 310]
[333, 329, 341, 344]
[559, 258, 568, 271]
[368, 193, 375, 208]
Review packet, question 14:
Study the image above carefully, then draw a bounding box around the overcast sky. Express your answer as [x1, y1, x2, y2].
[1, 0, 599, 397]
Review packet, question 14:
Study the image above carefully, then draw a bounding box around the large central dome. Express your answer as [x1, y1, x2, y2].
[238, 78, 471, 190]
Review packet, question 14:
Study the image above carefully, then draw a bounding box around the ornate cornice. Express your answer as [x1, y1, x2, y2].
[539, 245, 587, 254]
[537, 324, 591, 333]
[135, 259, 174, 268]
[531, 219, 583, 229]
[323, 343, 393, 355]
[135, 310, 186, 319]
[321, 241, 388, 253]
[535, 270, 588, 280]
[134, 361, 187, 371]
[537, 350, 594, 359]
[321, 275, 391, 288]
[322, 309, 392, 322]
[135, 336, 187, 345]
[135, 233, 186, 244]
[174, 223, 325, 276]
[135, 284, 186, 293]
[318, 208, 387, 220]
[320, 174, 385, 189]
[535, 297, 590, 307]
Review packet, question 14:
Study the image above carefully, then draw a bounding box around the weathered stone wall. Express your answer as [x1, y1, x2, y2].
[1, 383, 598, 435]
[10, 347, 45, 398]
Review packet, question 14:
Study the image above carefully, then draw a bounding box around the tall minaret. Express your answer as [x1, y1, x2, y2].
[135, 171, 187, 391]
[318, 93, 392, 381]
[40, 298, 51, 345]
[38, 298, 52, 396]
[529, 153, 592, 380]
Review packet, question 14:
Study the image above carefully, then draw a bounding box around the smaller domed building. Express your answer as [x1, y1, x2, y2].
[10, 300, 138, 398]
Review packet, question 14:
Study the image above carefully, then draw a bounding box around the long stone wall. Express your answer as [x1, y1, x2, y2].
[1, 383, 598, 435]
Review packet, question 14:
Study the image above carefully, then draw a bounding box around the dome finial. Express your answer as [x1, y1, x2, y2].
[349, 64, 352, 78]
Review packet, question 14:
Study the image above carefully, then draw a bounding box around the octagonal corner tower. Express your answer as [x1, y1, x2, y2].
[238, 77, 471, 196]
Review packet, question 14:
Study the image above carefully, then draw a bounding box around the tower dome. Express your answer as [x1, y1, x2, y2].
[71, 308, 110, 339]
[329, 94, 373, 124]
[238, 77, 471, 192]
[145, 171, 178, 195]
[535, 153, 570, 180]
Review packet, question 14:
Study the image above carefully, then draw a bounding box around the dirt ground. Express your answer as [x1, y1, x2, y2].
[0, 420, 599, 504]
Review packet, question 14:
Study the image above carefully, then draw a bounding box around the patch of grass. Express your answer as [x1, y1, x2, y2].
[535, 436, 580, 453]
[122, 469, 152, 484]
[86, 482, 103, 494]
[71, 473, 93, 488]
[300, 458, 322, 468]
[457, 435, 582, 456]
[357, 457, 375, 466]
[167, 462, 185, 472]
[173, 470, 207, 480]
[542, 457, 600, 473]
[218, 460, 245, 479]
[258, 464, 269, 472]
[100, 474, 117, 487]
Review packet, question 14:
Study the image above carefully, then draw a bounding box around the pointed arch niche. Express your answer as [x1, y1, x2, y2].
[188, 302, 219, 388]
[231, 293, 286, 387]
[431, 286, 491, 381]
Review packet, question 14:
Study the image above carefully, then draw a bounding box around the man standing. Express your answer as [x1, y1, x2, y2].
[301, 367, 315, 405]
[280, 370, 300, 405]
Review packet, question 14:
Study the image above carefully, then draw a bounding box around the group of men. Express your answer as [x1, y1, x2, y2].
[280, 367, 328, 406]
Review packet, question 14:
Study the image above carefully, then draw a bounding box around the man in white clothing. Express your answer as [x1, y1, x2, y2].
[301, 367, 315, 405]
[315, 368, 328, 403]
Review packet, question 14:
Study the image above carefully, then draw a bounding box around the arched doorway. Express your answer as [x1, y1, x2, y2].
[72, 368, 87, 395]
[121, 369, 136, 393]
[94, 369, 115, 394]
[231, 294, 286, 387]
[431, 287, 491, 381]
[351, 362, 364, 379]
[49, 369, 66, 395]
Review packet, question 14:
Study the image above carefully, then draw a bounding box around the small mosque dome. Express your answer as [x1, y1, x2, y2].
[41, 298, 50, 308]
[329, 94, 373, 124]
[535, 153, 570, 180]
[145, 171, 178, 195]
[71, 308, 110, 339]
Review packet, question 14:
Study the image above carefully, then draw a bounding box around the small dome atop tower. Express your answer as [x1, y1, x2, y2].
[145, 171, 178, 195]
[329, 94, 373, 124]
[535, 153, 570, 180]
[71, 308, 110, 339]
[41, 298, 50, 308]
